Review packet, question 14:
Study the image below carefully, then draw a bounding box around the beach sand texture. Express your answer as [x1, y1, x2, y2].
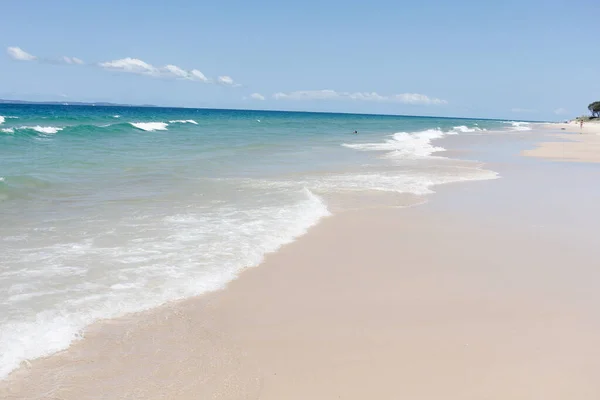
[523, 121, 600, 163]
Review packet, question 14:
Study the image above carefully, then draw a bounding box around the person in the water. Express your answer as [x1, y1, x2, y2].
[353, 130, 358, 134]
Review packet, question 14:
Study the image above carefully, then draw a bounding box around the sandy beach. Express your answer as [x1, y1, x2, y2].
[3, 126, 600, 399]
[523, 121, 600, 163]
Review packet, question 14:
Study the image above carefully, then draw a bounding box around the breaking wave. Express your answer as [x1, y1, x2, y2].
[169, 119, 198, 125]
[343, 128, 447, 159]
[129, 122, 169, 132]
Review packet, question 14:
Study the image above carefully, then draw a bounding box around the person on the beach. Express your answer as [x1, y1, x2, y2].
[580, 120, 583, 132]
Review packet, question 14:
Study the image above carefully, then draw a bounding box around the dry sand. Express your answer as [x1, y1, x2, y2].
[3, 128, 600, 399]
[523, 121, 600, 163]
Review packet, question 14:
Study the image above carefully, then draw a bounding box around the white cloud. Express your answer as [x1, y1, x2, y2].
[162, 65, 210, 82]
[99, 57, 159, 76]
[190, 69, 209, 82]
[273, 90, 447, 105]
[274, 90, 339, 100]
[250, 93, 266, 100]
[7, 46, 36, 61]
[554, 107, 568, 115]
[163, 64, 189, 79]
[63, 56, 84, 65]
[8, 47, 85, 65]
[389, 93, 446, 105]
[5, 46, 232, 86]
[99, 57, 217, 84]
[218, 75, 237, 86]
[511, 108, 537, 113]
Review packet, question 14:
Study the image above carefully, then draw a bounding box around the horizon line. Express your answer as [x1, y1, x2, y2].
[0, 98, 549, 123]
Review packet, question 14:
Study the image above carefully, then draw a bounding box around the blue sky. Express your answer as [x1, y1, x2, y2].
[0, 0, 597, 120]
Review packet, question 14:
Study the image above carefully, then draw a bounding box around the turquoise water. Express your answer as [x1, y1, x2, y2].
[0, 104, 520, 378]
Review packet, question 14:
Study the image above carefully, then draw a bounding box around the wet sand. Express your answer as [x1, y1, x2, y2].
[3, 128, 600, 399]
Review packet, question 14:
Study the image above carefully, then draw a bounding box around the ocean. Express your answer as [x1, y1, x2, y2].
[0, 104, 527, 378]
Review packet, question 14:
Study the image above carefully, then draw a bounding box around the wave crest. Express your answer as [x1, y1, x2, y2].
[169, 119, 198, 125]
[451, 125, 485, 133]
[15, 126, 64, 134]
[504, 121, 532, 131]
[130, 122, 169, 132]
[343, 129, 446, 158]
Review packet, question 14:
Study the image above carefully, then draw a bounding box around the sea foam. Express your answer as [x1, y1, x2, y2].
[169, 119, 198, 125]
[0, 116, 17, 124]
[505, 121, 532, 131]
[343, 129, 446, 158]
[337, 127, 499, 195]
[313, 169, 498, 195]
[130, 122, 169, 131]
[452, 125, 485, 133]
[0, 188, 329, 379]
[17, 126, 64, 134]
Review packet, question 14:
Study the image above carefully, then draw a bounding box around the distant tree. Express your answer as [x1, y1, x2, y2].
[588, 101, 600, 118]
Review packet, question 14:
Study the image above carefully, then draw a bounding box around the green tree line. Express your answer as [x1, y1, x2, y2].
[588, 101, 600, 118]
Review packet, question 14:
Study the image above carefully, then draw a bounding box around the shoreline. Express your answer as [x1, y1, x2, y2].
[4, 125, 600, 398]
[0, 121, 499, 382]
[521, 122, 600, 163]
